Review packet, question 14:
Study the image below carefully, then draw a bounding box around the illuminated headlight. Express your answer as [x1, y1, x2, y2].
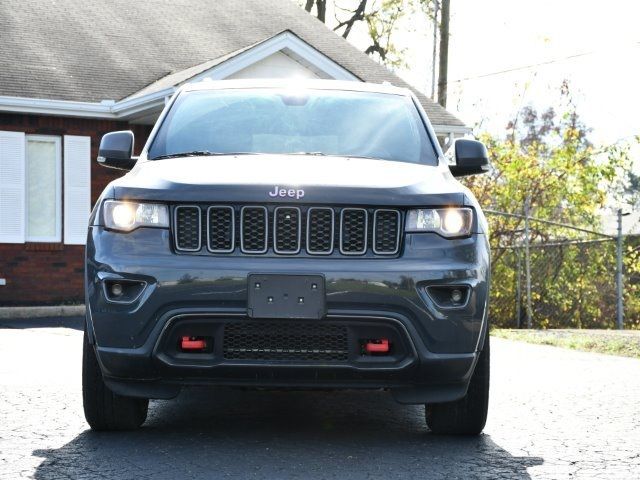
[103, 200, 169, 232]
[405, 208, 473, 237]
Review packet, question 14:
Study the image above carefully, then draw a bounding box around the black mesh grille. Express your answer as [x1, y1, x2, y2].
[223, 321, 349, 362]
[274, 207, 301, 253]
[241, 207, 268, 253]
[207, 207, 234, 252]
[307, 208, 334, 254]
[175, 206, 201, 251]
[174, 205, 401, 256]
[340, 209, 367, 254]
[374, 210, 400, 254]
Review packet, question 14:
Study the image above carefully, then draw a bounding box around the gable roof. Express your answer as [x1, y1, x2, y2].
[123, 31, 362, 101]
[0, 0, 465, 128]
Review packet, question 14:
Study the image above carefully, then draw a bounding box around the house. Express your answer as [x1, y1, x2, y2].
[0, 0, 469, 306]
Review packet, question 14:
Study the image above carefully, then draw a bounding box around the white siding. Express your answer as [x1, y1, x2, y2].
[63, 135, 91, 245]
[227, 52, 320, 80]
[0, 131, 26, 243]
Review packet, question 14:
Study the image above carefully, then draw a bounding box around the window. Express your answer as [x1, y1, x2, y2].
[148, 89, 438, 165]
[0, 131, 90, 245]
[26, 135, 61, 242]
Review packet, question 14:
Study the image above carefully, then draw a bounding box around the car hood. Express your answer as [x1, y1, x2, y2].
[112, 155, 466, 206]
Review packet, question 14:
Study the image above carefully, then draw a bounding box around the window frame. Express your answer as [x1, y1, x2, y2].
[25, 134, 62, 243]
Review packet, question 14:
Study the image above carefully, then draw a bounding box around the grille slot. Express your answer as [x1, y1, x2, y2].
[307, 208, 334, 254]
[373, 209, 401, 254]
[340, 208, 368, 255]
[207, 206, 234, 253]
[174, 206, 201, 251]
[274, 207, 301, 254]
[223, 321, 349, 362]
[241, 206, 268, 253]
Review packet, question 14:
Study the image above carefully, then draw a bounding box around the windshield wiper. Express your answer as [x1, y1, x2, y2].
[287, 152, 382, 160]
[150, 151, 257, 160]
[341, 154, 382, 160]
[287, 152, 328, 156]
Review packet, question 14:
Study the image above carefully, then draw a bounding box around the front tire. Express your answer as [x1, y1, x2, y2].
[82, 330, 148, 431]
[425, 331, 490, 435]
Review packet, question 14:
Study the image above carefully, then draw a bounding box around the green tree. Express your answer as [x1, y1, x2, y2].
[468, 84, 639, 329]
[466, 85, 633, 248]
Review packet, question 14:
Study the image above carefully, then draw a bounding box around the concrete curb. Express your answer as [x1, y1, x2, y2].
[0, 305, 85, 319]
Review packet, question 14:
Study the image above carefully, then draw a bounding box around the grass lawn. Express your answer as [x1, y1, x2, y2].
[491, 329, 640, 359]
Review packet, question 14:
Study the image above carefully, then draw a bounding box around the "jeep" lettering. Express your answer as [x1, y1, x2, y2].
[268, 186, 305, 200]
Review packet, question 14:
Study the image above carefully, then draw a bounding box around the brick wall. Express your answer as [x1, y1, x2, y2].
[0, 112, 152, 306]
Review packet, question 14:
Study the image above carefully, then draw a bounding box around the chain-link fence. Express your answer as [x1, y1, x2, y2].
[486, 209, 639, 330]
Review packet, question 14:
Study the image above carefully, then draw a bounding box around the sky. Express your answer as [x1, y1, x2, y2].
[331, 0, 639, 147]
[413, 0, 639, 147]
[322, 0, 639, 231]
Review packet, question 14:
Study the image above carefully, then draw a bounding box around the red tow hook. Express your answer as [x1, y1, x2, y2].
[180, 336, 208, 351]
[364, 338, 390, 354]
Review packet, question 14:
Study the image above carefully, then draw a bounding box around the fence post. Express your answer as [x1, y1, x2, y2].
[524, 197, 533, 329]
[516, 248, 522, 329]
[616, 209, 624, 330]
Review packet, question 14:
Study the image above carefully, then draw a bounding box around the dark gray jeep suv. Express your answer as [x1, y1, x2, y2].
[83, 80, 491, 434]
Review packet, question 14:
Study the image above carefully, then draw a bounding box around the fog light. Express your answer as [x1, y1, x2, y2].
[425, 285, 470, 308]
[103, 279, 146, 303]
[451, 289, 463, 303]
[110, 283, 123, 297]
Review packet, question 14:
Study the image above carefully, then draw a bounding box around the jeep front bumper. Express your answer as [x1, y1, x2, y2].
[85, 227, 490, 404]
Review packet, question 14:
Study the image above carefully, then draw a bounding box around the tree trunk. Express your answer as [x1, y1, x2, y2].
[304, 0, 314, 13]
[317, 0, 326, 23]
[305, 0, 326, 23]
[437, 0, 450, 108]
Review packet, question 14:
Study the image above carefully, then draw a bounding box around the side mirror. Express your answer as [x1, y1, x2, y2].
[97, 131, 137, 170]
[449, 139, 490, 177]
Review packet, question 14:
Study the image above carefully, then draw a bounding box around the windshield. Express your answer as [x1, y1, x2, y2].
[148, 88, 438, 165]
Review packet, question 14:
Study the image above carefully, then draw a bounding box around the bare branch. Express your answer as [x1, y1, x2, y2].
[364, 41, 386, 61]
[333, 0, 368, 39]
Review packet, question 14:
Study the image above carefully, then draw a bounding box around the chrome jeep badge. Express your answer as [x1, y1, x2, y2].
[268, 186, 305, 200]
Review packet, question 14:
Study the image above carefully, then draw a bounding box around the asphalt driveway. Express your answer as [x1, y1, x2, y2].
[0, 318, 638, 479]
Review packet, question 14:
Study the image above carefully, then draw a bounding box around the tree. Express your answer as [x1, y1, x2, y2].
[466, 83, 640, 329]
[301, 0, 413, 68]
[302, 0, 448, 89]
[466, 83, 632, 246]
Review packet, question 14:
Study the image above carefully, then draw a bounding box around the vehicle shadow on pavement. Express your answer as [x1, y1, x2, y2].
[32, 386, 543, 479]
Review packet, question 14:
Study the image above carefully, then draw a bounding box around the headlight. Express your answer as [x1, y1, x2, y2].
[103, 200, 169, 232]
[405, 208, 473, 237]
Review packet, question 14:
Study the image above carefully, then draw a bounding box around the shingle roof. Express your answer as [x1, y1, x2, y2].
[122, 44, 259, 101]
[0, 0, 465, 127]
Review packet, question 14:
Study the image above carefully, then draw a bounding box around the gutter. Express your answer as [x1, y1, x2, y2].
[0, 88, 472, 135]
[431, 124, 472, 135]
[0, 87, 175, 120]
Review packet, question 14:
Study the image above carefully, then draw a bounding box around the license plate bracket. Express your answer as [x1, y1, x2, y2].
[247, 274, 326, 319]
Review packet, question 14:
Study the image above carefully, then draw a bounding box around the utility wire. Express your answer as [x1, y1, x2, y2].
[446, 41, 640, 85]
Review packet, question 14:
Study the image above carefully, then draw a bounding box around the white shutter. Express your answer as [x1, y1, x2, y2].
[64, 135, 91, 245]
[0, 131, 26, 243]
